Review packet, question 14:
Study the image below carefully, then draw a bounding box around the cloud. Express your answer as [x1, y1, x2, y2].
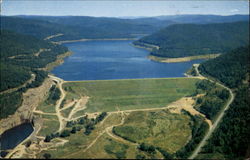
[230, 9, 239, 12]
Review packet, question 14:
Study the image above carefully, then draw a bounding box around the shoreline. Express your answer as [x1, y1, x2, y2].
[53, 38, 137, 44]
[132, 43, 154, 51]
[132, 42, 220, 63]
[148, 54, 221, 63]
[132, 42, 160, 51]
[44, 51, 73, 71]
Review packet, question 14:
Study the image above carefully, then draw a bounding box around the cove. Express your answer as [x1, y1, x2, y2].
[0, 123, 33, 151]
[52, 40, 204, 81]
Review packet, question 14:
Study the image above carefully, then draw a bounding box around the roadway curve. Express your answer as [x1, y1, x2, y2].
[188, 64, 235, 159]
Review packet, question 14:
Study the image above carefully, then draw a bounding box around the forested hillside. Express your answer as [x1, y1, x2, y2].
[197, 45, 250, 159]
[0, 30, 53, 58]
[134, 21, 249, 58]
[199, 46, 249, 88]
[1, 17, 67, 39]
[0, 30, 68, 119]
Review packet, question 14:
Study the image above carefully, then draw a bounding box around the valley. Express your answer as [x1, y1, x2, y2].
[0, 11, 249, 159]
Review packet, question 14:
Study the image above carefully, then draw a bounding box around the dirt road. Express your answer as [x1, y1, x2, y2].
[188, 64, 235, 159]
[48, 75, 67, 132]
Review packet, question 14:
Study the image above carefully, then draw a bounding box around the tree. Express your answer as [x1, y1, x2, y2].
[76, 126, 82, 131]
[136, 154, 146, 159]
[138, 143, 156, 154]
[71, 127, 77, 134]
[60, 130, 70, 137]
[84, 129, 91, 135]
[43, 153, 51, 159]
[44, 135, 52, 142]
[78, 118, 85, 124]
[25, 140, 32, 147]
[156, 147, 173, 159]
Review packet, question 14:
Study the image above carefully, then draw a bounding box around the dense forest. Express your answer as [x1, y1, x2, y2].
[134, 21, 249, 58]
[199, 46, 250, 88]
[0, 30, 68, 119]
[194, 80, 229, 122]
[197, 45, 250, 159]
[1, 17, 67, 39]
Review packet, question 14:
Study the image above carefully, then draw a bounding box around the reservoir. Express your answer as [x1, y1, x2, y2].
[52, 40, 204, 81]
[0, 123, 33, 151]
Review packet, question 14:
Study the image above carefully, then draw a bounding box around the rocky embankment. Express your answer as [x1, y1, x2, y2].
[0, 78, 53, 135]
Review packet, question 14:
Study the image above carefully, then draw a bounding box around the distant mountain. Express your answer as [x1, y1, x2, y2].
[155, 14, 249, 24]
[17, 15, 174, 29]
[2, 14, 248, 42]
[134, 21, 249, 58]
[1, 16, 174, 41]
[1, 16, 72, 39]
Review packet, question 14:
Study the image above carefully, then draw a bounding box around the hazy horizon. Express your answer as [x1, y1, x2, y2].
[2, 14, 249, 19]
[1, 1, 249, 17]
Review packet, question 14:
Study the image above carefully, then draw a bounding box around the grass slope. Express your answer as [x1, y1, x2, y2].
[63, 78, 199, 113]
[113, 110, 192, 153]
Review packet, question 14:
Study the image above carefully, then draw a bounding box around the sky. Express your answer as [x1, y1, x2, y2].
[1, 0, 249, 17]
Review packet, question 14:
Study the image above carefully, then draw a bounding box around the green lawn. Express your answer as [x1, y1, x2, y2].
[113, 110, 192, 153]
[63, 78, 199, 113]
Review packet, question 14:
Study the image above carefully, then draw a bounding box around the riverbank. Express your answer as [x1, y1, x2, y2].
[148, 54, 221, 63]
[53, 38, 137, 44]
[44, 51, 73, 71]
[133, 42, 220, 63]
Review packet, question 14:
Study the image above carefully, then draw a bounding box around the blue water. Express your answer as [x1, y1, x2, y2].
[52, 40, 204, 81]
[0, 123, 33, 150]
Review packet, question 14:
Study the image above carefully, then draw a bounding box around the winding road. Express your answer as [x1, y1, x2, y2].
[48, 75, 67, 132]
[188, 64, 235, 159]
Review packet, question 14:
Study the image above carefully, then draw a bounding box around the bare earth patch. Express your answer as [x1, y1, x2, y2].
[167, 97, 212, 128]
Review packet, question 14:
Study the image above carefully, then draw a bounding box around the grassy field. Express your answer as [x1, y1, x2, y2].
[37, 113, 124, 158]
[38, 110, 187, 159]
[37, 109, 194, 158]
[36, 101, 56, 113]
[113, 110, 192, 154]
[63, 78, 199, 113]
[72, 109, 86, 119]
[36, 85, 59, 113]
[38, 114, 59, 136]
[36, 78, 201, 158]
[82, 133, 163, 159]
[61, 105, 74, 118]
